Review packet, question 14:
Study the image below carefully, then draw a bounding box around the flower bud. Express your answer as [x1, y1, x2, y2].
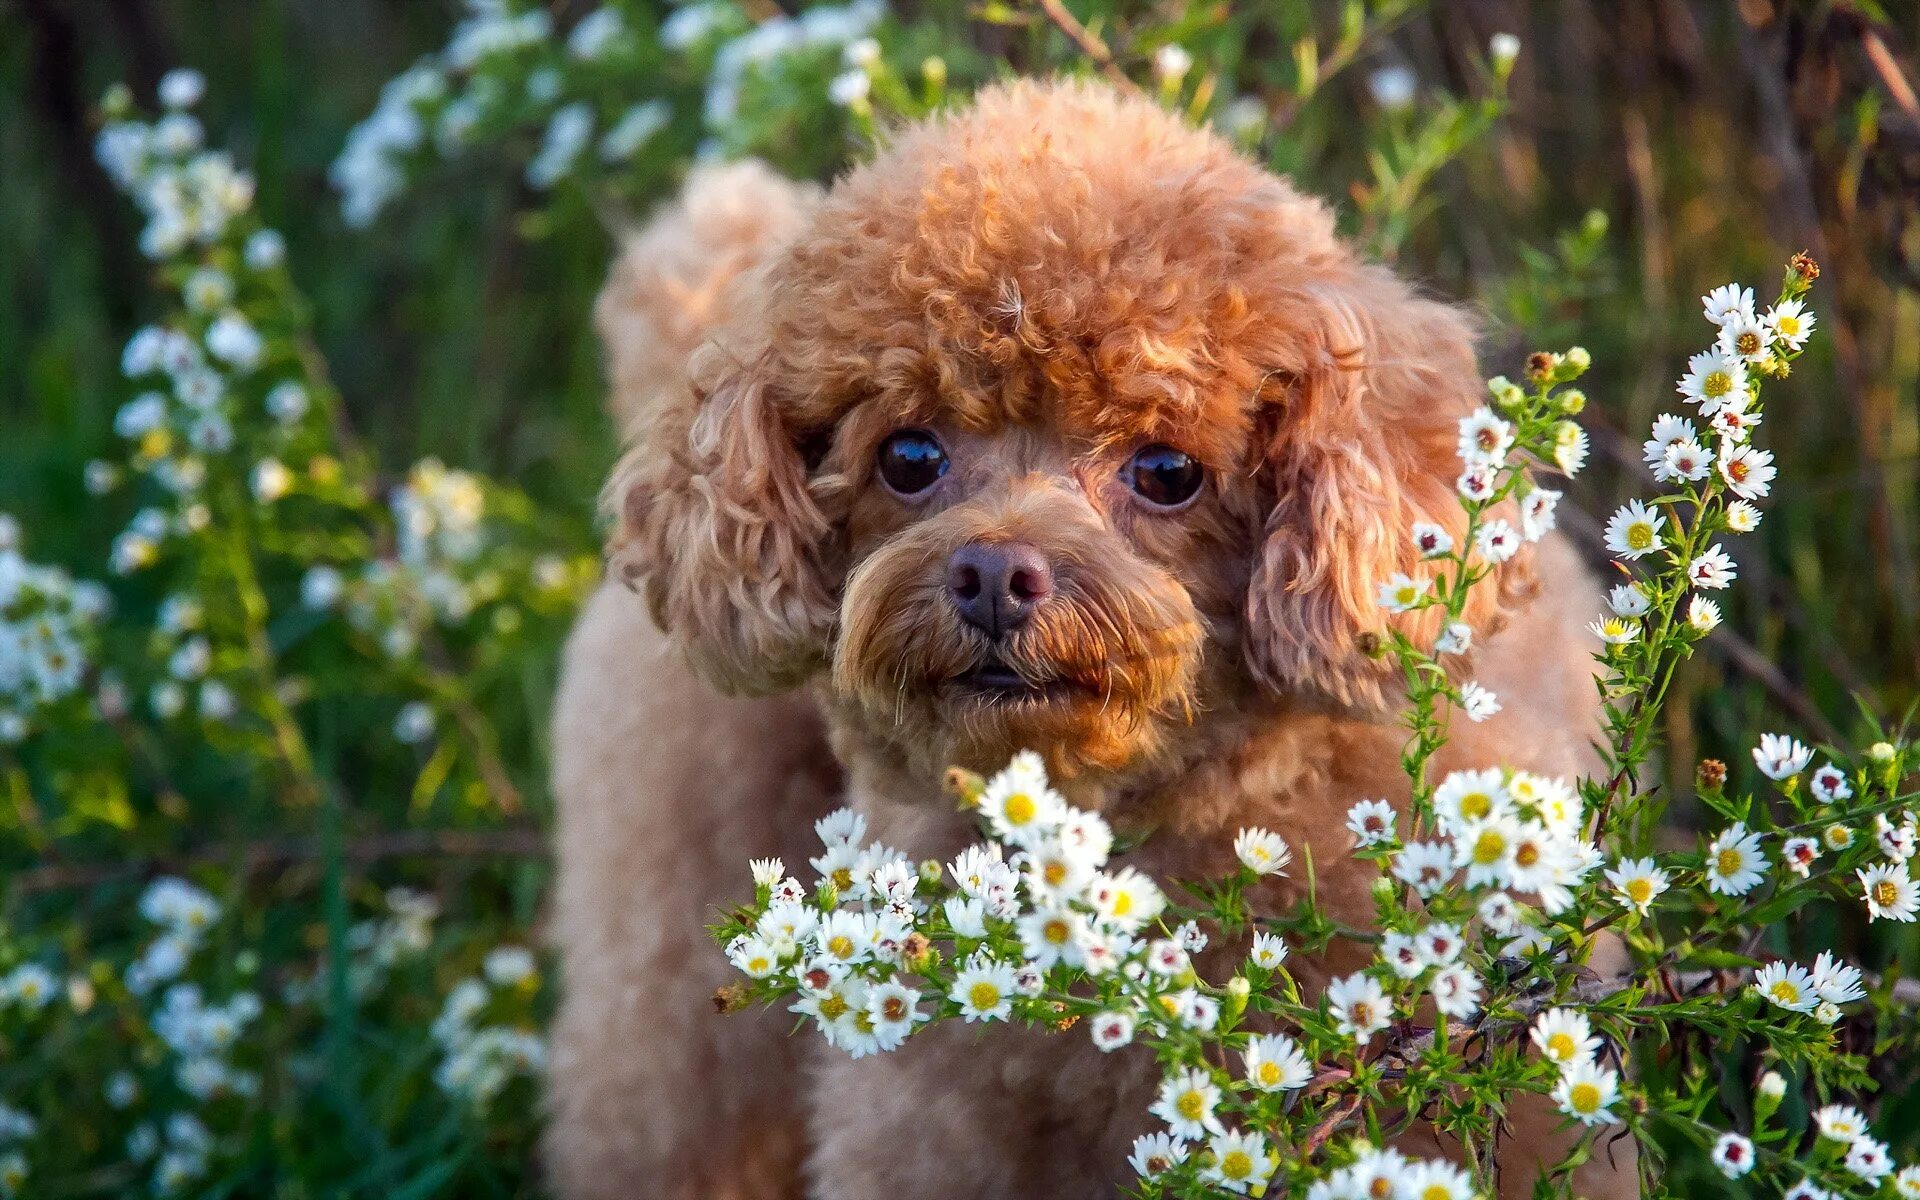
[921, 56, 947, 90]
[944, 766, 986, 808]
[1526, 351, 1558, 383]
[1869, 741, 1896, 762]
[1754, 1070, 1787, 1124]
[918, 859, 943, 887]
[1564, 346, 1592, 373]
[1697, 759, 1728, 791]
[1223, 975, 1251, 1023]
[1558, 388, 1586, 415]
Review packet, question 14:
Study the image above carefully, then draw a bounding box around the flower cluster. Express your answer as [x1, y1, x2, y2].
[429, 945, 547, 1110]
[0, 517, 108, 742]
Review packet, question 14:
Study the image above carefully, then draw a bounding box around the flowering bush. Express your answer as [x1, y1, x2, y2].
[715, 264, 1920, 1197]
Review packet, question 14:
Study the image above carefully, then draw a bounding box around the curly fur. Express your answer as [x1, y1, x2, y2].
[550, 80, 1628, 1199]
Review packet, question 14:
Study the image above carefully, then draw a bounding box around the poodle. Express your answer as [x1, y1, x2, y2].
[545, 79, 1627, 1200]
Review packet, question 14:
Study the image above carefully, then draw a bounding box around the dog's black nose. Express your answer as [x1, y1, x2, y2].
[947, 542, 1054, 639]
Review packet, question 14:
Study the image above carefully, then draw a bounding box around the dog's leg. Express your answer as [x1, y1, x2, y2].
[545, 583, 838, 1200]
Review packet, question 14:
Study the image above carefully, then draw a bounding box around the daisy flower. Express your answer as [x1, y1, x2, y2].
[1347, 798, 1397, 847]
[727, 936, 781, 979]
[1896, 1167, 1920, 1200]
[815, 808, 867, 847]
[1702, 283, 1756, 326]
[1392, 841, 1456, 897]
[1876, 813, 1915, 861]
[1780, 837, 1820, 877]
[1754, 732, 1813, 780]
[1088, 1010, 1134, 1052]
[1643, 414, 1697, 476]
[1087, 867, 1164, 931]
[1662, 439, 1712, 483]
[1604, 499, 1666, 559]
[1411, 522, 1454, 559]
[1688, 544, 1737, 590]
[1752, 961, 1817, 1012]
[1608, 583, 1651, 617]
[1719, 444, 1776, 500]
[1478, 891, 1523, 935]
[1766, 298, 1816, 351]
[815, 911, 876, 965]
[1017, 905, 1087, 968]
[1711, 1133, 1755, 1179]
[1233, 827, 1293, 876]
[749, 858, 785, 889]
[1415, 923, 1465, 965]
[1150, 1066, 1225, 1140]
[1724, 499, 1762, 532]
[1247, 932, 1288, 971]
[1531, 1007, 1600, 1067]
[1520, 488, 1560, 540]
[1705, 824, 1768, 895]
[1847, 1139, 1894, 1185]
[1815, 1103, 1870, 1142]
[1604, 857, 1669, 915]
[1377, 572, 1431, 613]
[1429, 963, 1481, 1018]
[1381, 931, 1425, 979]
[1686, 596, 1722, 634]
[1554, 423, 1590, 475]
[1434, 621, 1473, 656]
[866, 981, 924, 1050]
[1456, 816, 1520, 887]
[1145, 939, 1189, 977]
[1587, 615, 1639, 646]
[1401, 1160, 1475, 1200]
[1202, 1128, 1275, 1195]
[1717, 311, 1773, 364]
[1823, 823, 1856, 852]
[979, 756, 1062, 847]
[1127, 1132, 1187, 1178]
[1810, 952, 1865, 1005]
[1679, 347, 1748, 415]
[1457, 465, 1497, 502]
[1711, 399, 1760, 443]
[1242, 1033, 1312, 1092]
[1326, 972, 1391, 1043]
[1434, 769, 1510, 829]
[950, 956, 1017, 1022]
[1859, 863, 1920, 922]
[1552, 1060, 1622, 1125]
[1786, 1182, 1834, 1200]
[1476, 519, 1521, 563]
[1458, 681, 1501, 722]
[1809, 763, 1851, 802]
[1457, 406, 1515, 464]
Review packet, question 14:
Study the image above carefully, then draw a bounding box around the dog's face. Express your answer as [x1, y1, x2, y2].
[612, 81, 1524, 785]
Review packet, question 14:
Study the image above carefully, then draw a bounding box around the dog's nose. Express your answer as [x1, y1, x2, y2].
[946, 542, 1054, 638]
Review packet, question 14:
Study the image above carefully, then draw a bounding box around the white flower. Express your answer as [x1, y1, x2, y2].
[1781, 836, 1820, 876]
[1457, 406, 1515, 464]
[1400, 1161, 1475, 1200]
[1604, 857, 1668, 915]
[265, 380, 309, 423]
[1247, 932, 1288, 970]
[1753, 732, 1813, 780]
[1686, 596, 1722, 634]
[1679, 347, 1748, 415]
[1434, 621, 1472, 656]
[865, 981, 923, 1050]
[1717, 312, 1774, 364]
[1702, 283, 1756, 326]
[159, 68, 207, 109]
[1, 964, 57, 1012]
[1662, 439, 1713, 483]
[244, 229, 285, 270]
[1458, 681, 1500, 722]
[205, 312, 263, 371]
[1376, 572, 1430, 613]
[1811, 951, 1865, 1005]
[1752, 961, 1817, 1012]
[1392, 841, 1455, 896]
[566, 7, 626, 58]
[1604, 583, 1651, 618]
[1705, 824, 1768, 895]
[1087, 866, 1163, 931]
[1724, 500, 1762, 533]
[1586, 615, 1639, 646]
[1326, 972, 1390, 1043]
[1016, 905, 1086, 969]
[1809, 763, 1851, 802]
[1242, 1033, 1311, 1092]
[1475, 519, 1521, 563]
[393, 700, 436, 744]
[1847, 1138, 1894, 1185]
[1201, 1128, 1273, 1195]
[949, 955, 1017, 1023]
[1688, 544, 1737, 590]
[1429, 962, 1481, 1018]
[1554, 423, 1590, 475]
[1860, 863, 1920, 922]
[979, 754, 1061, 848]
[727, 935, 780, 978]
[1604, 499, 1666, 559]
[1433, 769, 1509, 830]
[1710, 1132, 1755, 1178]
[1380, 931, 1424, 979]
[1232, 827, 1292, 876]
[1520, 488, 1560, 540]
[1896, 1167, 1920, 1200]
[1489, 32, 1521, 65]
[250, 458, 292, 503]
[1150, 1066, 1224, 1140]
[1152, 44, 1194, 85]
[1719, 443, 1776, 500]
[749, 858, 785, 889]
[1552, 1060, 1622, 1125]
[1368, 65, 1416, 110]
[1531, 1008, 1599, 1066]
[1478, 891, 1523, 935]
[1766, 299, 1816, 351]
[1346, 798, 1397, 847]
[1711, 396, 1760, 442]
[1815, 1103, 1870, 1142]
[828, 69, 870, 106]
[1411, 522, 1453, 558]
[527, 103, 594, 189]
[1086, 1010, 1134, 1052]
[1643, 413, 1697, 477]
[1128, 1132, 1187, 1178]
[1456, 464, 1497, 501]
[1878, 812, 1917, 861]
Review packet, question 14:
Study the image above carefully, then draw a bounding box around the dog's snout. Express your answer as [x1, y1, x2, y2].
[946, 542, 1054, 638]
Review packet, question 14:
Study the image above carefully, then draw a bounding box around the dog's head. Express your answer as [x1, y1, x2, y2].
[609, 80, 1526, 782]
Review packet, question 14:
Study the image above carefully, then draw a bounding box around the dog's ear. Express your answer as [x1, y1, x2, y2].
[604, 345, 837, 694]
[1243, 262, 1531, 714]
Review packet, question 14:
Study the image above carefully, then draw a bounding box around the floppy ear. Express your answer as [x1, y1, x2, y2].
[603, 344, 838, 695]
[1244, 263, 1533, 714]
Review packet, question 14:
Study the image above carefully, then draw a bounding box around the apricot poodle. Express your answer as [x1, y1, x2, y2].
[545, 80, 1625, 1199]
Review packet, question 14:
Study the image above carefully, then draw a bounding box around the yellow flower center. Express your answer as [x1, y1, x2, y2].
[880, 996, 908, 1021]
[1350, 1001, 1376, 1028]
[1625, 878, 1653, 904]
[818, 995, 848, 1021]
[1547, 1032, 1576, 1060]
[746, 955, 770, 974]
[968, 981, 1001, 1011]
[1715, 848, 1744, 877]
[1769, 981, 1801, 1005]
[1460, 793, 1491, 820]
[1703, 370, 1734, 399]
[1003, 792, 1036, 825]
[1473, 830, 1507, 865]
[1515, 843, 1541, 868]
[826, 935, 855, 960]
[1874, 880, 1899, 907]
[1735, 331, 1762, 356]
[1257, 1062, 1281, 1086]
[1110, 892, 1133, 917]
[1421, 1187, 1453, 1200]
[1825, 825, 1853, 850]
[1569, 1082, 1600, 1112]
[1220, 1150, 1253, 1180]
[1043, 919, 1071, 945]
[1176, 1090, 1206, 1121]
[1043, 861, 1068, 886]
[1728, 459, 1749, 482]
[1777, 315, 1801, 336]
[1626, 523, 1654, 551]
[831, 868, 853, 891]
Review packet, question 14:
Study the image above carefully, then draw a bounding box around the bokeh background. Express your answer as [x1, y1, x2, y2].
[2, 0, 1917, 1194]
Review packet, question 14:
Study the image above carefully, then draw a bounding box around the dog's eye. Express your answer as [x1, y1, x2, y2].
[1125, 444, 1204, 508]
[876, 429, 949, 496]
